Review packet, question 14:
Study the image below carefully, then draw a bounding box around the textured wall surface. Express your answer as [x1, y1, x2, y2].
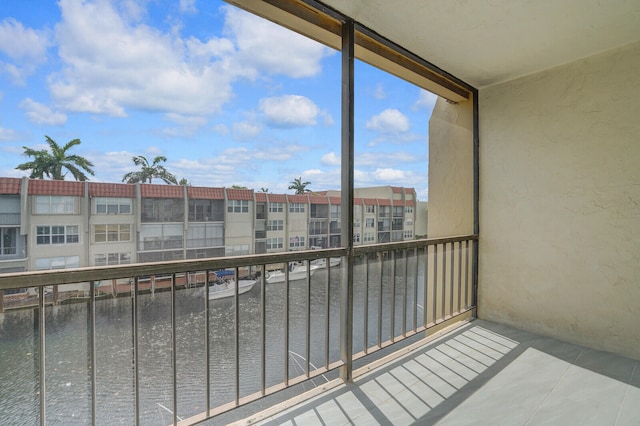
[478, 41, 640, 359]
[427, 97, 474, 238]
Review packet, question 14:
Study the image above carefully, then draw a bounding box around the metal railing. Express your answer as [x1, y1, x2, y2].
[0, 234, 477, 425]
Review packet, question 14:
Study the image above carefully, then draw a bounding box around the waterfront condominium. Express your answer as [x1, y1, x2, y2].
[0, 177, 426, 274]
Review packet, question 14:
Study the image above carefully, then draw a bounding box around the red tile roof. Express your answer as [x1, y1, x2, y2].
[226, 188, 253, 200]
[329, 196, 341, 204]
[354, 198, 364, 205]
[140, 184, 183, 198]
[29, 179, 84, 196]
[268, 194, 286, 203]
[406, 200, 415, 207]
[363, 198, 377, 205]
[255, 192, 267, 202]
[377, 199, 391, 206]
[0, 178, 22, 194]
[391, 186, 404, 193]
[188, 186, 224, 199]
[309, 195, 329, 204]
[89, 182, 135, 197]
[393, 200, 405, 206]
[287, 194, 309, 203]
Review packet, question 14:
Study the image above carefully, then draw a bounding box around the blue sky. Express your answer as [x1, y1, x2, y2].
[0, 0, 436, 199]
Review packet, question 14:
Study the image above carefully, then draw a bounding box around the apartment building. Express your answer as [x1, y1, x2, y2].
[0, 177, 421, 273]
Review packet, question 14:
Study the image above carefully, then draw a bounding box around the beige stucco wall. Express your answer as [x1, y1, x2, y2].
[478, 41, 640, 360]
[427, 97, 474, 238]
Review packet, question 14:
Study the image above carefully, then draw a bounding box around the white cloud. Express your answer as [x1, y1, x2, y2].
[223, 6, 333, 79]
[44, 1, 333, 123]
[179, 0, 197, 14]
[0, 127, 19, 141]
[49, 0, 237, 117]
[0, 18, 51, 83]
[321, 152, 340, 166]
[366, 109, 410, 133]
[413, 89, 438, 110]
[232, 121, 262, 140]
[259, 95, 318, 128]
[213, 123, 229, 135]
[164, 113, 207, 127]
[0, 18, 50, 61]
[354, 151, 424, 167]
[372, 168, 407, 181]
[321, 111, 334, 127]
[374, 83, 386, 100]
[19, 98, 67, 125]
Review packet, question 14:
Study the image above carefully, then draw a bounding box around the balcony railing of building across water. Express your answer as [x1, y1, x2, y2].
[0, 235, 477, 425]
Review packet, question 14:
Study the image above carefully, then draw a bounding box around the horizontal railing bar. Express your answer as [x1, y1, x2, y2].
[0, 236, 477, 290]
[0, 247, 349, 290]
[352, 234, 477, 256]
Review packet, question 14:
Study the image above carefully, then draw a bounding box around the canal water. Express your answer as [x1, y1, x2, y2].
[0, 260, 424, 425]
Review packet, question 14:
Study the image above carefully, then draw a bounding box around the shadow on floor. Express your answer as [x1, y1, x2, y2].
[251, 320, 640, 425]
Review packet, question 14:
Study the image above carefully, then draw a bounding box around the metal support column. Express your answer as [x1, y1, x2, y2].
[340, 18, 355, 382]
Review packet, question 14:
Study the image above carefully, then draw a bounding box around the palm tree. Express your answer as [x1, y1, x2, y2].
[16, 136, 95, 181]
[122, 155, 178, 184]
[288, 177, 311, 194]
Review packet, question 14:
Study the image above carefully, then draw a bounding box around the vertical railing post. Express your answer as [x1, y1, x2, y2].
[132, 278, 140, 426]
[39, 287, 46, 426]
[171, 274, 177, 425]
[339, 17, 355, 382]
[89, 282, 97, 426]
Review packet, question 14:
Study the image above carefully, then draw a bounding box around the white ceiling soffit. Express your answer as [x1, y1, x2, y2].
[321, 0, 640, 88]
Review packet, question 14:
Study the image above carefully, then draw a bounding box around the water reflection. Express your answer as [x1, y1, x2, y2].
[0, 254, 429, 424]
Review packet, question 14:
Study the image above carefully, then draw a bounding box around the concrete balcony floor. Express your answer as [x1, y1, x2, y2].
[235, 320, 640, 425]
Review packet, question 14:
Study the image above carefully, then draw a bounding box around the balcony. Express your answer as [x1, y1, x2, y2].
[0, 235, 480, 424]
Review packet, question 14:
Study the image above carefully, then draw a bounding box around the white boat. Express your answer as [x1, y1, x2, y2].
[311, 257, 341, 269]
[208, 278, 256, 300]
[265, 264, 320, 284]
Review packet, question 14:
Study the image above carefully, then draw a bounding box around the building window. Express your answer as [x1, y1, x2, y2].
[225, 245, 249, 256]
[289, 236, 305, 248]
[267, 220, 284, 231]
[227, 199, 249, 213]
[35, 256, 80, 270]
[189, 199, 224, 221]
[34, 195, 76, 214]
[289, 203, 305, 213]
[36, 225, 79, 245]
[354, 218, 361, 228]
[364, 233, 375, 242]
[139, 224, 183, 251]
[94, 224, 131, 243]
[366, 205, 375, 214]
[405, 218, 413, 227]
[0, 227, 17, 255]
[142, 198, 184, 222]
[95, 252, 131, 266]
[405, 206, 413, 214]
[266, 237, 283, 250]
[95, 197, 132, 214]
[365, 218, 375, 228]
[187, 223, 224, 248]
[353, 233, 360, 243]
[269, 202, 283, 213]
[330, 205, 340, 219]
[404, 230, 414, 239]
